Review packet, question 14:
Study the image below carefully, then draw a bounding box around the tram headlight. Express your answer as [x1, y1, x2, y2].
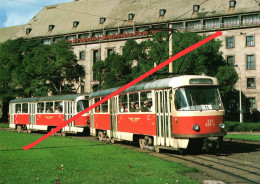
[219, 123, 225, 129]
[193, 124, 200, 132]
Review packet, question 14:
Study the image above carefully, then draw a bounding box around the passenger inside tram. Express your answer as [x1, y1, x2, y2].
[46, 108, 53, 113]
[95, 106, 100, 113]
[135, 103, 140, 112]
[141, 101, 149, 112]
[120, 104, 125, 112]
[16, 108, 21, 113]
[130, 102, 135, 112]
[54, 107, 62, 113]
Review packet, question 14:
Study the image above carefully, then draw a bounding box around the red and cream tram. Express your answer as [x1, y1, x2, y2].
[89, 75, 226, 152]
[9, 94, 89, 135]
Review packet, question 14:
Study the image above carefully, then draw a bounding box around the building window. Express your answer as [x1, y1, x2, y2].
[93, 50, 100, 81]
[226, 37, 234, 48]
[223, 16, 239, 28]
[80, 85, 85, 93]
[128, 13, 135, 20]
[248, 98, 256, 109]
[43, 38, 52, 45]
[246, 55, 255, 69]
[193, 5, 200, 12]
[100, 17, 106, 24]
[106, 30, 118, 36]
[65, 35, 76, 42]
[79, 51, 85, 60]
[229, 0, 236, 7]
[26, 28, 32, 34]
[73, 21, 79, 28]
[49, 25, 55, 31]
[107, 30, 118, 36]
[247, 78, 255, 88]
[79, 33, 90, 39]
[246, 36, 254, 47]
[204, 19, 220, 29]
[53, 37, 64, 43]
[242, 14, 260, 25]
[159, 9, 166, 16]
[186, 20, 202, 31]
[136, 26, 149, 32]
[172, 22, 184, 31]
[92, 32, 103, 37]
[227, 56, 235, 65]
[121, 28, 134, 34]
[107, 48, 114, 56]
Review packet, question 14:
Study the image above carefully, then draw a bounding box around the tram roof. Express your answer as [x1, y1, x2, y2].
[9, 94, 88, 103]
[90, 75, 218, 98]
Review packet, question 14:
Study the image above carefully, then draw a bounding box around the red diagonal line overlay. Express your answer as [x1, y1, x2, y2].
[23, 31, 222, 150]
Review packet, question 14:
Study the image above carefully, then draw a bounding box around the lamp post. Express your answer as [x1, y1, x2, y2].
[234, 64, 243, 123]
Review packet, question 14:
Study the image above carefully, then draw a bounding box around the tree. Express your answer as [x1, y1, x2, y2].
[172, 32, 225, 76]
[0, 38, 84, 121]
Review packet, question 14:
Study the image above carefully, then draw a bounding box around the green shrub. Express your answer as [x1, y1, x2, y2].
[225, 121, 260, 132]
[224, 121, 239, 132]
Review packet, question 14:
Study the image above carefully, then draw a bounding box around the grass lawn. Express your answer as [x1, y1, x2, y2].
[0, 123, 9, 128]
[0, 132, 198, 184]
[225, 134, 260, 142]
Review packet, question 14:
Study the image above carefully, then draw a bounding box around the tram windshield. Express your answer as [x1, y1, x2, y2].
[175, 86, 223, 111]
[77, 100, 89, 112]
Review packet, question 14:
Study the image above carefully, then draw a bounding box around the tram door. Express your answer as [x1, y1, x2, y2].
[9, 104, 15, 126]
[110, 96, 118, 138]
[155, 89, 172, 147]
[90, 99, 95, 135]
[64, 101, 74, 132]
[29, 103, 36, 130]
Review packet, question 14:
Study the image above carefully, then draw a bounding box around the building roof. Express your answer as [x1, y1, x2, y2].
[0, 25, 25, 43]
[12, 0, 260, 39]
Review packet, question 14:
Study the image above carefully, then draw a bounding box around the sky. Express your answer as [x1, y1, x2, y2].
[0, 0, 73, 28]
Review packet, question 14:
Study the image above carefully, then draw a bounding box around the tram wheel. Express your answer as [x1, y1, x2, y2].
[98, 131, 104, 141]
[61, 131, 66, 137]
[27, 129, 32, 134]
[139, 138, 145, 149]
[17, 125, 22, 133]
[154, 147, 160, 153]
[111, 139, 115, 144]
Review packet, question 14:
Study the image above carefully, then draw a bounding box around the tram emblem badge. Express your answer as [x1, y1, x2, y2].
[128, 117, 141, 123]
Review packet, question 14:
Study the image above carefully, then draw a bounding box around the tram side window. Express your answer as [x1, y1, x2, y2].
[95, 98, 101, 113]
[174, 89, 188, 111]
[140, 91, 153, 112]
[54, 102, 63, 113]
[101, 98, 108, 113]
[46, 102, 54, 113]
[15, 104, 21, 113]
[37, 102, 44, 113]
[119, 94, 128, 113]
[77, 100, 89, 112]
[129, 93, 140, 112]
[22, 103, 28, 113]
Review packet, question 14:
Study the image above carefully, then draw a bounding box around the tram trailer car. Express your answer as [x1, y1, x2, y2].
[90, 75, 226, 152]
[9, 94, 89, 136]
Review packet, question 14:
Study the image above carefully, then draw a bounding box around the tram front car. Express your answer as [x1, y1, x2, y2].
[172, 76, 226, 152]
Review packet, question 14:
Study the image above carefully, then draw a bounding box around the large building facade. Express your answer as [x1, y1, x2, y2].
[1, 0, 260, 111]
